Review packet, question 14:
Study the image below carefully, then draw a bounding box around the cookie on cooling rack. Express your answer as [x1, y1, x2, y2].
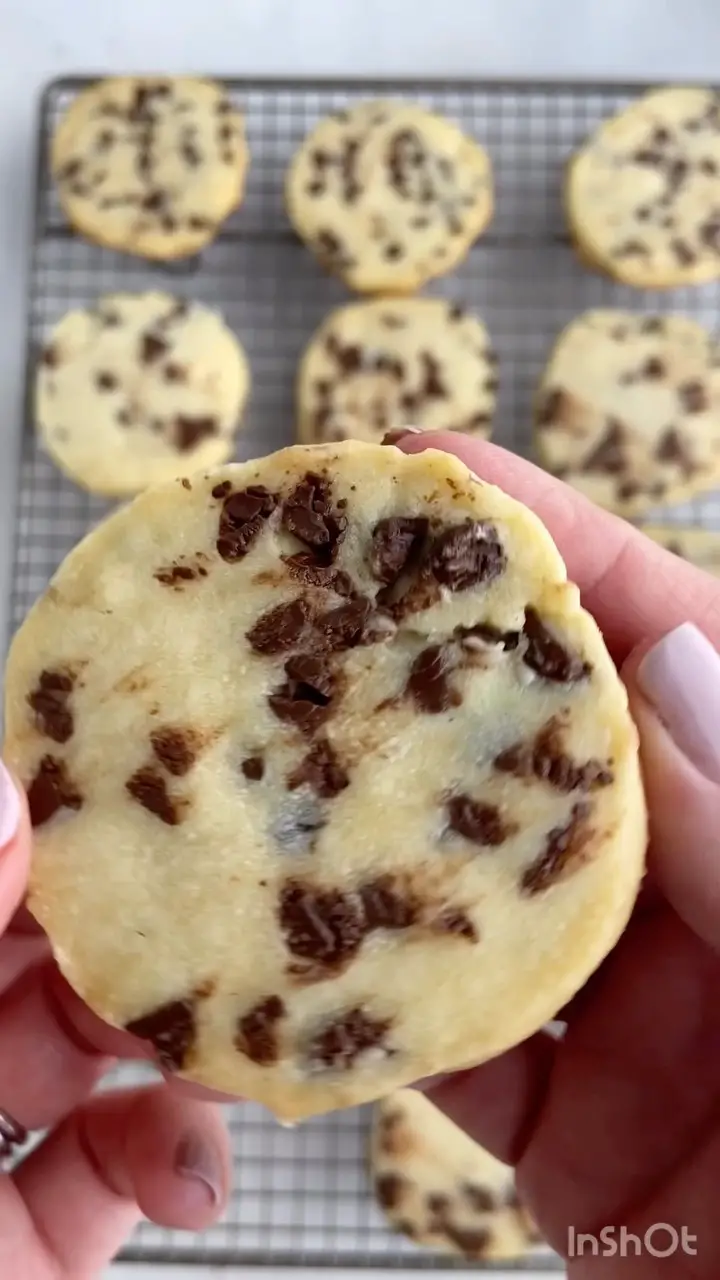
[36, 291, 249, 496]
[371, 1090, 541, 1261]
[535, 309, 720, 518]
[286, 100, 493, 293]
[297, 297, 497, 444]
[640, 524, 720, 575]
[51, 76, 248, 260]
[4, 441, 645, 1121]
[567, 86, 720, 288]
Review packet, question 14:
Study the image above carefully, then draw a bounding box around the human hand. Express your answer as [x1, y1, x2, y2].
[391, 429, 720, 1278]
[0, 778, 231, 1279]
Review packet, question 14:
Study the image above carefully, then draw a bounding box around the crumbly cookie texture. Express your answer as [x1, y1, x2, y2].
[36, 291, 249, 497]
[641, 524, 720, 576]
[286, 100, 493, 293]
[51, 76, 248, 260]
[535, 309, 720, 518]
[567, 86, 720, 288]
[371, 1090, 542, 1260]
[297, 298, 496, 445]
[4, 441, 645, 1121]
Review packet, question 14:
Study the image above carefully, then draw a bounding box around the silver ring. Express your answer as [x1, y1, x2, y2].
[0, 1109, 27, 1171]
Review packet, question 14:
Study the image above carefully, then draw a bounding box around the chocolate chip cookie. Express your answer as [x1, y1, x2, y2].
[371, 1090, 542, 1260]
[286, 101, 493, 293]
[51, 77, 248, 260]
[297, 298, 497, 444]
[568, 87, 720, 288]
[641, 524, 720, 575]
[535, 310, 720, 517]
[4, 442, 645, 1120]
[36, 291, 250, 496]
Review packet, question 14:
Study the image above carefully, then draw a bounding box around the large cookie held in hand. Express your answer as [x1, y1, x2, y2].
[3, 441, 645, 1120]
[286, 101, 493, 293]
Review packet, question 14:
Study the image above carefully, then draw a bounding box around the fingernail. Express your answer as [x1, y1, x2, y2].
[381, 426, 422, 446]
[0, 764, 21, 849]
[174, 1131, 222, 1207]
[638, 623, 720, 783]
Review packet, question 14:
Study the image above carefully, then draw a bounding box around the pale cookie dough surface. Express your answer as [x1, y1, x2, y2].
[286, 101, 493, 293]
[4, 441, 645, 1121]
[641, 524, 720, 575]
[568, 87, 720, 288]
[36, 291, 250, 497]
[535, 309, 720, 518]
[371, 1090, 542, 1260]
[297, 298, 496, 444]
[52, 76, 248, 260]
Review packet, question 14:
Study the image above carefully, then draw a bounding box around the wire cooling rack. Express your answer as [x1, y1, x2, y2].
[9, 73, 720, 1272]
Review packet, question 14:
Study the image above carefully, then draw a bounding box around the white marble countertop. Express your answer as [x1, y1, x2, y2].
[4, 2, 719, 1276]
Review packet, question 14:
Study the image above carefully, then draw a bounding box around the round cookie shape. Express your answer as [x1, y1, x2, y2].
[641, 524, 720, 576]
[568, 86, 720, 288]
[535, 309, 720, 518]
[52, 76, 248, 260]
[286, 100, 493, 293]
[4, 441, 645, 1120]
[371, 1090, 541, 1260]
[297, 298, 497, 444]
[36, 291, 250, 497]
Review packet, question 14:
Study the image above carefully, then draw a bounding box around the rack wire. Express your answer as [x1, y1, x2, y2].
[10, 73, 720, 1271]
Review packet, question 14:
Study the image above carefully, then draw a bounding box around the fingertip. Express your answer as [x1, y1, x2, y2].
[127, 1088, 231, 1230]
[0, 764, 31, 932]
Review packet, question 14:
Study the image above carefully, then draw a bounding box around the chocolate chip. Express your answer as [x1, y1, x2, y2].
[58, 158, 82, 181]
[383, 242, 404, 261]
[188, 214, 212, 231]
[315, 228, 350, 268]
[95, 128, 115, 152]
[142, 190, 166, 212]
[95, 370, 118, 391]
[140, 333, 169, 364]
[447, 795, 515, 846]
[407, 645, 461, 714]
[581, 419, 627, 475]
[678, 380, 708, 413]
[154, 563, 197, 586]
[522, 608, 591, 683]
[174, 415, 217, 451]
[126, 998, 196, 1071]
[440, 1222, 492, 1258]
[640, 356, 666, 380]
[217, 485, 278, 563]
[536, 387, 569, 427]
[656, 427, 698, 478]
[672, 238, 697, 266]
[235, 995, 285, 1065]
[269, 653, 335, 734]
[375, 1173, 406, 1210]
[495, 717, 613, 793]
[360, 876, 418, 931]
[419, 352, 447, 400]
[164, 362, 187, 383]
[27, 669, 75, 744]
[521, 801, 593, 895]
[370, 517, 428, 585]
[287, 737, 349, 798]
[212, 480, 232, 499]
[41, 344, 59, 369]
[463, 1183, 497, 1212]
[315, 598, 372, 651]
[241, 755, 265, 781]
[618, 479, 642, 501]
[614, 239, 650, 258]
[126, 766, 184, 825]
[700, 157, 718, 175]
[699, 216, 720, 251]
[247, 597, 312, 654]
[150, 726, 200, 776]
[279, 880, 365, 966]
[325, 335, 363, 373]
[429, 520, 506, 591]
[432, 908, 478, 943]
[633, 148, 664, 167]
[281, 473, 346, 561]
[27, 755, 82, 827]
[306, 1007, 393, 1071]
[640, 317, 665, 334]
[181, 140, 202, 166]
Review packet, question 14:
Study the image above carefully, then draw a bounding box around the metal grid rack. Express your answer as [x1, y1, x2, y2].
[9, 74, 720, 1271]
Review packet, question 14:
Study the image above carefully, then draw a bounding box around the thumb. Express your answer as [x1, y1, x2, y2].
[624, 622, 720, 951]
[0, 762, 30, 931]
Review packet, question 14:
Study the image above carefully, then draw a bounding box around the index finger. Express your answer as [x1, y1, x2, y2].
[397, 432, 720, 662]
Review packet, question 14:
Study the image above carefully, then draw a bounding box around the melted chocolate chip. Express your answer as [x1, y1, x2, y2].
[269, 654, 335, 734]
[407, 645, 461, 714]
[641, 356, 666, 380]
[440, 1222, 491, 1258]
[699, 216, 720, 251]
[433, 908, 478, 943]
[247, 597, 312, 654]
[212, 480, 232, 499]
[678, 380, 708, 413]
[360, 876, 418, 931]
[521, 801, 593, 895]
[140, 333, 169, 364]
[150, 726, 200, 776]
[429, 521, 505, 591]
[495, 718, 613, 793]
[41, 344, 59, 368]
[536, 387, 569, 427]
[463, 1183, 497, 1212]
[281, 473, 346, 562]
[27, 755, 82, 828]
[672, 238, 697, 266]
[370, 517, 428, 585]
[95, 370, 118, 391]
[174, 415, 217, 451]
[164, 362, 187, 383]
[287, 737, 349, 798]
[126, 766, 184, 825]
[241, 755, 265, 781]
[614, 239, 650, 258]
[315, 598, 371, 650]
[656, 427, 698, 478]
[217, 485, 278, 562]
[582, 419, 627, 475]
[126, 998, 196, 1070]
[154, 563, 198, 586]
[279, 880, 365, 967]
[523, 608, 591, 683]
[376, 1173, 406, 1210]
[306, 1007, 393, 1071]
[181, 140, 202, 167]
[27, 669, 75, 744]
[235, 995, 285, 1065]
[446, 795, 515, 846]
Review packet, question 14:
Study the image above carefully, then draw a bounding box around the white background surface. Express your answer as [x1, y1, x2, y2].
[3, 2, 718, 1276]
